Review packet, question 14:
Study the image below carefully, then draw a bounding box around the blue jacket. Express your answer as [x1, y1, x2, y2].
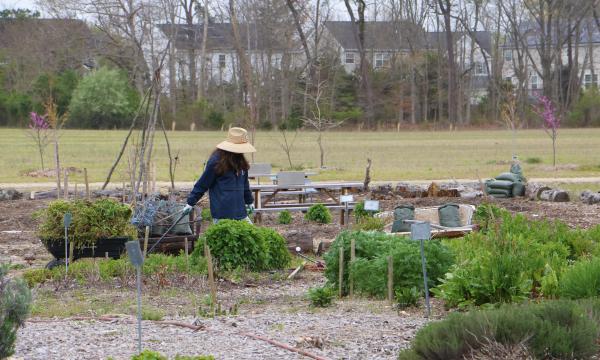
[187, 153, 254, 220]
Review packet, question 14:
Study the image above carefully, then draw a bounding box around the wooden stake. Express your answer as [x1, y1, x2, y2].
[74, 183, 78, 199]
[350, 239, 356, 298]
[122, 181, 126, 203]
[151, 163, 156, 193]
[63, 170, 69, 199]
[69, 242, 75, 266]
[84, 168, 90, 199]
[387, 255, 394, 304]
[205, 242, 218, 305]
[338, 245, 344, 298]
[105, 252, 109, 260]
[184, 237, 189, 273]
[143, 226, 150, 258]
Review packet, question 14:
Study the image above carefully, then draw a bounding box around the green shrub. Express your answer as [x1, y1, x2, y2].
[435, 206, 600, 308]
[200, 208, 212, 222]
[143, 253, 206, 276]
[399, 300, 598, 360]
[353, 201, 378, 221]
[396, 287, 421, 309]
[141, 307, 164, 321]
[560, 257, 600, 300]
[1, 264, 32, 358]
[37, 199, 137, 249]
[353, 217, 385, 231]
[307, 285, 335, 307]
[196, 220, 289, 271]
[277, 210, 292, 225]
[256, 227, 292, 270]
[325, 231, 453, 297]
[305, 204, 332, 224]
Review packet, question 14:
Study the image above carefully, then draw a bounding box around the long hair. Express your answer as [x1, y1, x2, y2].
[212, 149, 249, 176]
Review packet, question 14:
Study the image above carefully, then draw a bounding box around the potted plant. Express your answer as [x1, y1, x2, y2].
[36, 199, 137, 268]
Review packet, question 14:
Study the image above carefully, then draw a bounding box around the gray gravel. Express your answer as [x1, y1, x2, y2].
[15, 307, 428, 360]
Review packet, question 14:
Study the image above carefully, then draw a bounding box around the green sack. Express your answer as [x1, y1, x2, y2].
[487, 188, 511, 196]
[512, 182, 525, 197]
[169, 204, 193, 235]
[391, 204, 415, 233]
[490, 193, 509, 198]
[486, 180, 514, 191]
[495, 172, 520, 182]
[510, 162, 526, 182]
[438, 203, 462, 228]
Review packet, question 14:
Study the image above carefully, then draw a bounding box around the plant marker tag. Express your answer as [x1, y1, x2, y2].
[126, 240, 144, 355]
[63, 212, 72, 274]
[364, 200, 379, 211]
[411, 222, 432, 318]
[340, 195, 354, 203]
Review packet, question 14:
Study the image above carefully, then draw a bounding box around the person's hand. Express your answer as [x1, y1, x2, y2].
[182, 204, 193, 215]
[246, 204, 255, 215]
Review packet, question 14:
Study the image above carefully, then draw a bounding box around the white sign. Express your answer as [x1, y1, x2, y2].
[340, 195, 354, 203]
[364, 200, 380, 211]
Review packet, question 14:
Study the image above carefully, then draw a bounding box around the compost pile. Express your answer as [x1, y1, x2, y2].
[36, 199, 137, 248]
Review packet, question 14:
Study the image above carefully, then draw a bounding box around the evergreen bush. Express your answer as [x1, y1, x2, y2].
[277, 210, 292, 225]
[1, 264, 32, 358]
[559, 257, 600, 300]
[307, 285, 335, 307]
[399, 300, 598, 360]
[256, 227, 292, 270]
[305, 204, 332, 224]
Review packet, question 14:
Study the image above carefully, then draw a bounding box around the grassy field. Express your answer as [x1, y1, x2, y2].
[1, 128, 600, 184]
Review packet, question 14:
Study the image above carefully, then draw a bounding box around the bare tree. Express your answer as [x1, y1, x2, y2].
[302, 79, 342, 168]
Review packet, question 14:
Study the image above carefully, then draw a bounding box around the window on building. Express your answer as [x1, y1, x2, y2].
[584, 74, 598, 88]
[345, 52, 355, 64]
[531, 75, 539, 90]
[474, 62, 487, 75]
[375, 53, 390, 68]
[503, 49, 513, 62]
[218, 54, 226, 68]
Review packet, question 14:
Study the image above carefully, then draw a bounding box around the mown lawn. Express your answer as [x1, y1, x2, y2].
[1, 128, 600, 184]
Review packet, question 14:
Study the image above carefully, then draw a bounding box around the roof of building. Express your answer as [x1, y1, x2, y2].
[158, 22, 289, 51]
[324, 21, 492, 55]
[503, 19, 600, 48]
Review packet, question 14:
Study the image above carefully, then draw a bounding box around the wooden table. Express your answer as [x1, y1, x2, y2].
[250, 182, 363, 224]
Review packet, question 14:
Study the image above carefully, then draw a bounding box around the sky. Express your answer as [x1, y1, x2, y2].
[0, 0, 38, 10]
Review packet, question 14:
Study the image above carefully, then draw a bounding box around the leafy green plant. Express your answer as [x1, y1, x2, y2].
[307, 285, 335, 307]
[278, 210, 292, 224]
[141, 307, 164, 321]
[37, 199, 137, 249]
[1, 264, 32, 358]
[525, 157, 542, 164]
[435, 206, 600, 308]
[324, 231, 453, 297]
[399, 300, 598, 360]
[353, 200, 379, 221]
[353, 216, 385, 231]
[396, 287, 421, 309]
[305, 204, 332, 224]
[130, 350, 214, 360]
[194, 220, 290, 271]
[559, 257, 600, 300]
[256, 227, 292, 270]
[200, 208, 212, 222]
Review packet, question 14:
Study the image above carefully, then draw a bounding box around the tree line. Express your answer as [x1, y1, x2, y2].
[2, 0, 600, 130]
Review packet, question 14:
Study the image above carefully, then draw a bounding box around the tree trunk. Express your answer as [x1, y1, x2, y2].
[438, 0, 458, 125]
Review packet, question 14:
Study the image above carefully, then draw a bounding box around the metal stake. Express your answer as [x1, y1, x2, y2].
[63, 212, 72, 274]
[136, 265, 142, 354]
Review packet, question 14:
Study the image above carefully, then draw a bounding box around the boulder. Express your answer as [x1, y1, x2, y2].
[0, 188, 22, 201]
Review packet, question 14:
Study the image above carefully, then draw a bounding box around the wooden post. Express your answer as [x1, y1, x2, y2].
[69, 242, 75, 267]
[338, 245, 344, 298]
[105, 252, 108, 259]
[84, 168, 90, 200]
[143, 226, 150, 258]
[387, 255, 394, 304]
[205, 242, 218, 304]
[122, 181, 126, 203]
[350, 239, 356, 298]
[63, 170, 69, 199]
[74, 183, 78, 199]
[184, 237, 190, 273]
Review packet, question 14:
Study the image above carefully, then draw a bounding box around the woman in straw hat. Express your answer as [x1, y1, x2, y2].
[183, 127, 256, 223]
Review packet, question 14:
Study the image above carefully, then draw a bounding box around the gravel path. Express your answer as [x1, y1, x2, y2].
[16, 309, 427, 360]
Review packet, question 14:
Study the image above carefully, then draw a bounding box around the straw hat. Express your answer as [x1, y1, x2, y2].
[216, 127, 256, 154]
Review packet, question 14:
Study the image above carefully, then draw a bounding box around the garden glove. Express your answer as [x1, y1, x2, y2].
[246, 204, 255, 216]
[182, 204, 193, 215]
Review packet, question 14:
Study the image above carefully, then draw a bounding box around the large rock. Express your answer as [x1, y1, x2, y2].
[0, 188, 22, 201]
